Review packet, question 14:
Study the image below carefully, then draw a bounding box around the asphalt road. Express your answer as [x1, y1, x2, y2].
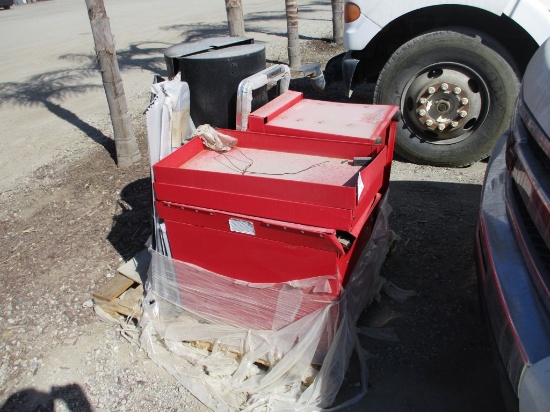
[0, 0, 305, 194]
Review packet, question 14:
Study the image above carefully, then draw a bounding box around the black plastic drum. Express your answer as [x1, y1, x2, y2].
[164, 37, 266, 129]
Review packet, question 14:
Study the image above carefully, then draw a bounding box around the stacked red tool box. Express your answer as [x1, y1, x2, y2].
[245, 90, 397, 194]
[152, 95, 397, 330]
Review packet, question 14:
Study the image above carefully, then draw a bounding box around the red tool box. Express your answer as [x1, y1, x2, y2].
[246, 91, 396, 149]
[154, 129, 391, 230]
[152, 101, 397, 330]
[245, 90, 397, 193]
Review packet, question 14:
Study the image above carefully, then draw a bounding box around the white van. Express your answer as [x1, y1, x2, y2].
[327, 0, 550, 166]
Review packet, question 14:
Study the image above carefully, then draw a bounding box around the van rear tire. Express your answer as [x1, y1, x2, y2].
[374, 28, 520, 167]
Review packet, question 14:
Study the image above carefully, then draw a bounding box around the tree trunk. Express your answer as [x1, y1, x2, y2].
[84, 0, 141, 168]
[285, 0, 301, 68]
[225, 0, 245, 37]
[331, 0, 344, 45]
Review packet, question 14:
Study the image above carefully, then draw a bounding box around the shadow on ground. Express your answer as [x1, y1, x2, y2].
[0, 384, 92, 412]
[107, 177, 153, 261]
[331, 179, 505, 411]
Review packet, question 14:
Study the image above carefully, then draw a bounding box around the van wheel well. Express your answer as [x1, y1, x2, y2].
[354, 5, 538, 82]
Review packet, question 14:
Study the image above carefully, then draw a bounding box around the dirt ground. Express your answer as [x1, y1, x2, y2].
[0, 1, 506, 411]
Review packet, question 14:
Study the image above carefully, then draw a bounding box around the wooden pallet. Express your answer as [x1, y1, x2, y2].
[191, 340, 271, 368]
[92, 249, 150, 319]
[93, 274, 143, 319]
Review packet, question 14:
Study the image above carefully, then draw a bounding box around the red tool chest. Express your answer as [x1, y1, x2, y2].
[152, 100, 397, 330]
[246, 90, 397, 195]
[154, 129, 390, 231]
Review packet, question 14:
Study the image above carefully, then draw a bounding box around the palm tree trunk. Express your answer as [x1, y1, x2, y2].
[331, 0, 344, 45]
[225, 0, 245, 37]
[85, 0, 141, 167]
[285, 0, 301, 68]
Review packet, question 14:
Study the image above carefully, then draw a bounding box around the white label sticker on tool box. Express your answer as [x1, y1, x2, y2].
[229, 219, 255, 236]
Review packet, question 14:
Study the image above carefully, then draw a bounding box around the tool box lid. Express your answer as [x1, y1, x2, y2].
[248, 90, 397, 144]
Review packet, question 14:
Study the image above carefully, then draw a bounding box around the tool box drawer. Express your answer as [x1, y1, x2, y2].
[153, 129, 387, 231]
[155, 192, 380, 287]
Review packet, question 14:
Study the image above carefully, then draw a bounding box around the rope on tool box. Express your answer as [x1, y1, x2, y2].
[214, 149, 329, 176]
[195, 124, 330, 176]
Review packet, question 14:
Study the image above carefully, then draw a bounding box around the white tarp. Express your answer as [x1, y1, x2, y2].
[145, 73, 195, 256]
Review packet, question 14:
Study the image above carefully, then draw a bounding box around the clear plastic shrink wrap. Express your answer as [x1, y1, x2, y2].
[139, 196, 393, 411]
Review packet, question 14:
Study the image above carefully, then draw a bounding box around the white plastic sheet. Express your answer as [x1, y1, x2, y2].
[139, 196, 394, 411]
[145, 72, 195, 166]
[145, 73, 195, 256]
[195, 124, 238, 152]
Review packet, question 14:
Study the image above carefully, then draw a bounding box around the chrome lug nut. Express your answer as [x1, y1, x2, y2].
[428, 86, 436, 94]
[425, 119, 434, 126]
[458, 110, 468, 118]
[451, 121, 459, 128]
[437, 123, 446, 131]
[460, 98, 469, 105]
[440, 83, 449, 91]
[453, 87, 462, 95]
[420, 97, 428, 104]
[417, 109, 427, 116]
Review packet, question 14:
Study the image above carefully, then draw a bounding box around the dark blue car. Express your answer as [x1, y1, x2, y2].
[475, 38, 550, 411]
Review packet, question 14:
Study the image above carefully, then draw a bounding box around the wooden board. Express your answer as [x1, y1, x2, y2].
[92, 273, 135, 302]
[94, 283, 143, 319]
[118, 285, 144, 310]
[96, 285, 143, 319]
[192, 340, 270, 368]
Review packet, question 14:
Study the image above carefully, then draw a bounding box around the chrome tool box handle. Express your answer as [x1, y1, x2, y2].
[236, 64, 291, 131]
